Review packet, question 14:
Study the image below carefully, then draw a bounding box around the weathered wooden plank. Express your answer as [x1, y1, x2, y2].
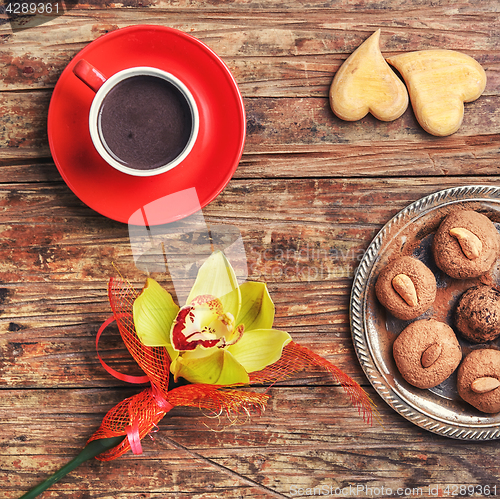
[0, 3, 498, 93]
[0, 330, 364, 389]
[1, 177, 500, 389]
[0, 90, 51, 158]
[2, 386, 499, 497]
[1, 2, 498, 162]
[1, 177, 498, 284]
[3, 177, 500, 286]
[237, 136, 500, 178]
[243, 95, 500, 146]
[1, 39, 498, 102]
[2, 132, 500, 181]
[0, 279, 354, 330]
[0, 387, 379, 453]
[0, 260, 367, 385]
[0, 91, 499, 167]
[0, 4, 498, 93]
[236, 53, 500, 98]
[1, 2, 499, 498]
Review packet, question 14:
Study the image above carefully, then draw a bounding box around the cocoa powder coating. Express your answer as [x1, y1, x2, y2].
[375, 256, 437, 320]
[432, 210, 500, 279]
[393, 319, 462, 389]
[457, 349, 500, 413]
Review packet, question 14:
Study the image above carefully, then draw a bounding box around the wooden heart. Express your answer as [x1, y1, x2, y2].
[329, 29, 408, 122]
[387, 50, 486, 136]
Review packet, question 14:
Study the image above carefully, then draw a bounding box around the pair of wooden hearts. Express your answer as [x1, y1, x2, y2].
[329, 30, 486, 136]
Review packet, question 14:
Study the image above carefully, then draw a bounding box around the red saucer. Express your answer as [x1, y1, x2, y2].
[48, 25, 246, 226]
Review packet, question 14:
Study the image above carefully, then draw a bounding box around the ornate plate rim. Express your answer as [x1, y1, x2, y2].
[350, 185, 500, 440]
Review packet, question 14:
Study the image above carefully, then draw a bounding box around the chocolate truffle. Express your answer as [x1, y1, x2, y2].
[432, 210, 500, 279]
[455, 285, 500, 343]
[457, 349, 500, 414]
[393, 319, 462, 389]
[375, 256, 437, 320]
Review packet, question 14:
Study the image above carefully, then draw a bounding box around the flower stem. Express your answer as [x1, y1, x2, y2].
[19, 435, 125, 499]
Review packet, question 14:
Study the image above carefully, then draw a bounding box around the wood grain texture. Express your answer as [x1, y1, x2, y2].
[1, 0, 500, 497]
[2, 386, 499, 497]
[1, 91, 499, 175]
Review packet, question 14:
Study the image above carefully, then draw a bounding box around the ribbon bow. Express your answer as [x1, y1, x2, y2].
[89, 277, 374, 460]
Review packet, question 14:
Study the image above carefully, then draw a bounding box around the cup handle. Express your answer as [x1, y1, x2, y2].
[73, 59, 107, 92]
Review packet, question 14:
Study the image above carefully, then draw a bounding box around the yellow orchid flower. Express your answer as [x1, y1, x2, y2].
[133, 251, 291, 385]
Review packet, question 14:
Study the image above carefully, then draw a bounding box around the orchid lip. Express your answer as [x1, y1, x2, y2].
[171, 298, 238, 352]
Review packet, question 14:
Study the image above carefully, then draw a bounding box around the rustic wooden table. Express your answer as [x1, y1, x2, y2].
[2, 1, 500, 498]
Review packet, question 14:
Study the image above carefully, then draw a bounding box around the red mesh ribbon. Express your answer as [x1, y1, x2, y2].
[250, 341, 374, 425]
[96, 316, 150, 384]
[89, 386, 172, 461]
[106, 278, 171, 394]
[89, 383, 269, 461]
[89, 278, 270, 461]
[89, 277, 373, 461]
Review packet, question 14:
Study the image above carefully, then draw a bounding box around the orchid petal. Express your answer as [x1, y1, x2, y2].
[133, 278, 179, 361]
[227, 329, 292, 373]
[170, 348, 249, 385]
[186, 251, 241, 318]
[236, 281, 275, 330]
[225, 323, 245, 346]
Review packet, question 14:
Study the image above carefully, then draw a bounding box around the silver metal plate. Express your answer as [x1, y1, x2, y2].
[350, 185, 500, 440]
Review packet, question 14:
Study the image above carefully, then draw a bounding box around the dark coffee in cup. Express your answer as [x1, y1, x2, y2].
[98, 75, 193, 170]
[77, 63, 199, 177]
